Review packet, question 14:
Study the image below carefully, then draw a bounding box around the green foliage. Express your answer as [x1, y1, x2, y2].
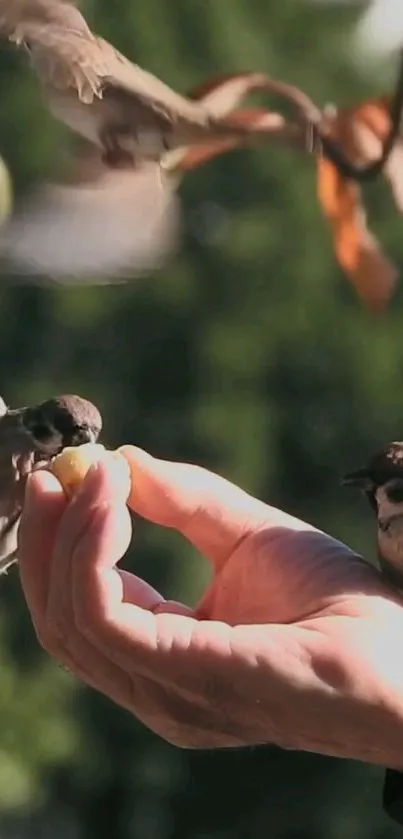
[0, 0, 401, 836]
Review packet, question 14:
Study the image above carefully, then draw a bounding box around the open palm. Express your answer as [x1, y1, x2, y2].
[18, 446, 403, 766]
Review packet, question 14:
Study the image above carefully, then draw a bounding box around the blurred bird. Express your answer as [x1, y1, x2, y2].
[0, 155, 182, 281]
[0, 392, 102, 573]
[342, 442, 403, 589]
[0, 0, 316, 281]
[0, 64, 293, 281]
[1, 2, 399, 309]
[0, 0, 271, 160]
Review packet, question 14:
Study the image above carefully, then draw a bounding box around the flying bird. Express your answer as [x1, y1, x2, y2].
[0, 392, 102, 573]
[342, 442, 403, 590]
[0, 0, 270, 161]
[3, 4, 398, 307]
[0, 1, 316, 281]
[0, 106, 288, 281]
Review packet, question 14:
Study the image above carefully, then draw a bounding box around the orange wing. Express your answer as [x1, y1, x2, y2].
[317, 99, 399, 311]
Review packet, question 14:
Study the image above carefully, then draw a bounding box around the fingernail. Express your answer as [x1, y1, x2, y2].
[118, 445, 154, 466]
[24, 469, 64, 512]
[118, 446, 156, 489]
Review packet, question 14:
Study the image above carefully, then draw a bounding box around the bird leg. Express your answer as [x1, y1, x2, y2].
[100, 127, 136, 168]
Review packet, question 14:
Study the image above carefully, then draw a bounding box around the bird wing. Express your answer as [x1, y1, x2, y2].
[95, 36, 209, 125]
[11, 21, 111, 104]
[12, 19, 206, 124]
[0, 443, 31, 573]
[0, 512, 19, 572]
[0, 157, 181, 282]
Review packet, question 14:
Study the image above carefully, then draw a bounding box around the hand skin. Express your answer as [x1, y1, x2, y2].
[17, 445, 403, 766]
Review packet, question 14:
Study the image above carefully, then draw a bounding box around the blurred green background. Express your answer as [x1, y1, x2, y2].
[0, 0, 402, 836]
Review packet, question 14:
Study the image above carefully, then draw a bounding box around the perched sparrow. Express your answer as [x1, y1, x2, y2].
[0, 392, 102, 573]
[342, 442, 403, 589]
[343, 446, 403, 829]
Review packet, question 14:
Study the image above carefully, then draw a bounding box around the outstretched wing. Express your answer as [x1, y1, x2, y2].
[11, 14, 207, 125]
[10, 18, 111, 104]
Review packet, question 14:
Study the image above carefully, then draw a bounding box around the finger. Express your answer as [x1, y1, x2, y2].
[45, 461, 132, 640]
[58, 475, 196, 675]
[41, 608, 136, 715]
[18, 465, 191, 701]
[18, 470, 68, 619]
[16, 471, 116, 690]
[118, 570, 194, 616]
[27, 464, 140, 701]
[119, 446, 314, 571]
[46, 460, 188, 651]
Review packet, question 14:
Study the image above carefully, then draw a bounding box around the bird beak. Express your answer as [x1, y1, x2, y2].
[340, 468, 374, 490]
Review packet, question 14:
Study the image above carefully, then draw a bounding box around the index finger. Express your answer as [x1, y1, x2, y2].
[18, 470, 68, 618]
[119, 446, 317, 572]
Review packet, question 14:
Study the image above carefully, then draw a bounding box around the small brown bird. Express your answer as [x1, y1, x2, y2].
[342, 442, 403, 589]
[0, 62, 292, 280]
[343, 446, 403, 829]
[0, 1, 312, 280]
[0, 392, 102, 573]
[0, 0, 273, 166]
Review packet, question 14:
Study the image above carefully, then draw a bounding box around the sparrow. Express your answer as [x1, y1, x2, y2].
[0, 1, 276, 167]
[342, 442, 403, 590]
[0, 109, 289, 282]
[0, 0, 321, 281]
[0, 392, 102, 573]
[0, 67, 302, 281]
[342, 446, 403, 829]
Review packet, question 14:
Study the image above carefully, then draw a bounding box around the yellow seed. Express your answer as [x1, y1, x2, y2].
[50, 443, 130, 500]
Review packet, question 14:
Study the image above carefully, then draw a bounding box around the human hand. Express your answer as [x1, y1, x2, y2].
[18, 446, 403, 765]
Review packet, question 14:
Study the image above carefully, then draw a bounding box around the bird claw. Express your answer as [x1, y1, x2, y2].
[101, 148, 134, 168]
[100, 128, 136, 168]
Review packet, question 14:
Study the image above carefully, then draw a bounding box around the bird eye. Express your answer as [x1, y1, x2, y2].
[386, 485, 403, 503]
[71, 425, 91, 445]
[30, 422, 53, 441]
